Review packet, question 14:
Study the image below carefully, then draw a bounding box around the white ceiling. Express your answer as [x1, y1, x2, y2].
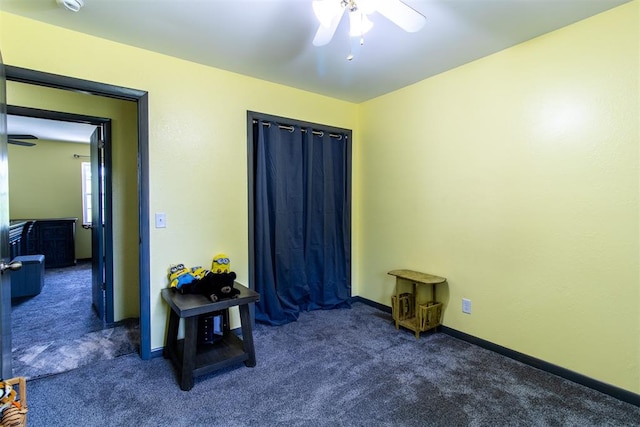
[1, 0, 629, 141]
[7, 115, 97, 144]
[0, 0, 629, 104]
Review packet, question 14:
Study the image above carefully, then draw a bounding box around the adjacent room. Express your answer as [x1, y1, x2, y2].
[6, 101, 140, 380]
[0, 0, 637, 424]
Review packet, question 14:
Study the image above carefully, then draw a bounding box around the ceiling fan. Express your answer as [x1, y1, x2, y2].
[312, 0, 426, 47]
[8, 134, 37, 147]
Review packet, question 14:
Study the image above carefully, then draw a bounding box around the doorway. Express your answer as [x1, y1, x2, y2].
[7, 106, 114, 322]
[2, 65, 151, 374]
[6, 105, 137, 378]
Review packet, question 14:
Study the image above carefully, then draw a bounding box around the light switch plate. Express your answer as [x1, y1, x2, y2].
[155, 212, 166, 228]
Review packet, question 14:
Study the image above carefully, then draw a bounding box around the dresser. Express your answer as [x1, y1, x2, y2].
[13, 218, 77, 268]
[9, 220, 27, 260]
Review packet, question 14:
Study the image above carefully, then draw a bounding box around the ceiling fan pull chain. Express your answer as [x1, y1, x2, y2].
[360, 11, 366, 46]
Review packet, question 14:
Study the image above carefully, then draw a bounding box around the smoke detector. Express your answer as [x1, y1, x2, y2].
[57, 0, 84, 12]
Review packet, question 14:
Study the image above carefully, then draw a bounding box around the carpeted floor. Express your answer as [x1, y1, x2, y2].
[11, 260, 139, 380]
[24, 302, 640, 426]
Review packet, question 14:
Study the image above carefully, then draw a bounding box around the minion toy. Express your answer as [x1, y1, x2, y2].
[211, 253, 231, 274]
[168, 264, 197, 289]
[190, 266, 210, 280]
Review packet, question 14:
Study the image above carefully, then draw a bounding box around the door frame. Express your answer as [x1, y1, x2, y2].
[7, 105, 115, 322]
[5, 65, 152, 359]
[0, 50, 11, 378]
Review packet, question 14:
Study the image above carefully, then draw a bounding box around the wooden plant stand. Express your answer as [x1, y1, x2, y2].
[388, 269, 446, 339]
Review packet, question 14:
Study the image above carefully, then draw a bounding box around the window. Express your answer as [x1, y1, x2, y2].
[81, 162, 92, 226]
[82, 161, 106, 227]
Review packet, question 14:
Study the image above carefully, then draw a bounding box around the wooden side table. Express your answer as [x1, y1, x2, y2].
[388, 269, 446, 339]
[162, 283, 260, 390]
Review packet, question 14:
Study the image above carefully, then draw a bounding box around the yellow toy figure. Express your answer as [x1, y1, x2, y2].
[168, 264, 197, 290]
[211, 253, 231, 274]
[190, 266, 210, 280]
[190, 253, 239, 302]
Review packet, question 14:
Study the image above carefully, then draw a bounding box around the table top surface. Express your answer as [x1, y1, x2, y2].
[161, 282, 259, 318]
[388, 269, 446, 284]
[12, 218, 78, 222]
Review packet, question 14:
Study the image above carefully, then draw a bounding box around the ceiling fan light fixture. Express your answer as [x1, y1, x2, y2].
[356, 0, 379, 15]
[348, 10, 373, 37]
[313, 0, 342, 28]
[311, 0, 425, 47]
[56, 0, 84, 12]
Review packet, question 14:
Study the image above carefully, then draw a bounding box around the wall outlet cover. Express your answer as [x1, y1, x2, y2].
[462, 298, 472, 314]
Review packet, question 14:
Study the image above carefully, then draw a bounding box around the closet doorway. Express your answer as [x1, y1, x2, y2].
[247, 111, 353, 326]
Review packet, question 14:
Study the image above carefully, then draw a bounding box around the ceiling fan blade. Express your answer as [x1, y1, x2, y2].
[376, 0, 426, 33]
[7, 134, 37, 140]
[312, 6, 345, 46]
[8, 139, 36, 147]
[8, 134, 38, 146]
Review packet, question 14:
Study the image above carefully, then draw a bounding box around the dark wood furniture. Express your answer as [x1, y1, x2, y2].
[9, 221, 27, 260]
[162, 283, 260, 391]
[13, 218, 77, 268]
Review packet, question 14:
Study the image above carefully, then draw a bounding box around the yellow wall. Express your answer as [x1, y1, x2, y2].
[8, 138, 91, 259]
[1, 2, 637, 395]
[0, 11, 359, 350]
[359, 2, 639, 393]
[6, 83, 140, 320]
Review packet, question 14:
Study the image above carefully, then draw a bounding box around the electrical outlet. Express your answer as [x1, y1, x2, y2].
[462, 298, 472, 314]
[155, 212, 167, 228]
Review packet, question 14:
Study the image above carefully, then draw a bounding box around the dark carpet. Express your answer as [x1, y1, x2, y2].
[24, 302, 639, 426]
[11, 261, 139, 379]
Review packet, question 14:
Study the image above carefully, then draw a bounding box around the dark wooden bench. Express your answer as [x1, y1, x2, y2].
[162, 283, 260, 390]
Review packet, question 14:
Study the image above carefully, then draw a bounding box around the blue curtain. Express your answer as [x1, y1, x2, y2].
[254, 120, 351, 325]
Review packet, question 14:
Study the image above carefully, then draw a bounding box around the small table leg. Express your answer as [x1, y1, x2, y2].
[239, 304, 256, 367]
[394, 279, 400, 329]
[163, 311, 179, 359]
[180, 316, 198, 391]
